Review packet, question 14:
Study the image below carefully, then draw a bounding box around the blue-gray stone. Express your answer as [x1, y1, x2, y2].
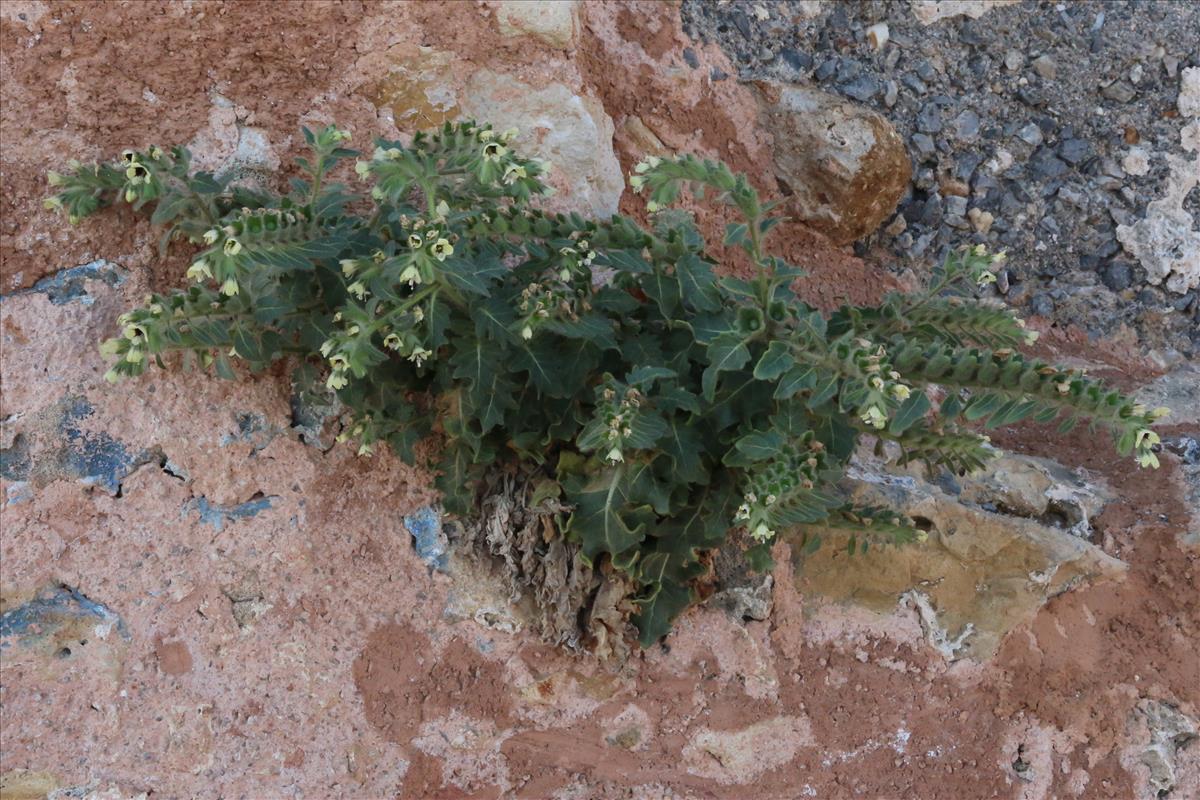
[185, 495, 275, 531]
[841, 75, 879, 102]
[1, 584, 128, 650]
[916, 103, 943, 134]
[59, 396, 140, 494]
[0, 260, 126, 306]
[404, 506, 450, 572]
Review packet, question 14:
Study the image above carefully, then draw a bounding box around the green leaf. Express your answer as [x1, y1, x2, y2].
[688, 312, 735, 345]
[889, 391, 932, 435]
[753, 340, 793, 380]
[230, 325, 265, 363]
[242, 229, 346, 272]
[566, 467, 653, 561]
[660, 416, 708, 483]
[812, 414, 858, 461]
[623, 411, 669, 450]
[214, 351, 236, 380]
[626, 366, 676, 386]
[600, 248, 652, 274]
[642, 269, 681, 317]
[745, 542, 775, 573]
[806, 371, 840, 409]
[512, 338, 571, 398]
[149, 191, 194, 226]
[439, 253, 505, 296]
[658, 385, 702, 415]
[676, 253, 722, 312]
[544, 313, 617, 349]
[449, 338, 515, 432]
[732, 430, 784, 462]
[702, 334, 751, 401]
[424, 290, 453, 348]
[774, 366, 816, 399]
[964, 393, 1003, 421]
[472, 294, 518, 342]
[435, 443, 478, 516]
[723, 222, 748, 247]
[633, 580, 693, 648]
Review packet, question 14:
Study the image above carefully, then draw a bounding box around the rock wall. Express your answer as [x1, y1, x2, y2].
[2, 2, 1198, 799]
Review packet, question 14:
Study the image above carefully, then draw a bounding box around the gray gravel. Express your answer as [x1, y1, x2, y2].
[681, 0, 1200, 358]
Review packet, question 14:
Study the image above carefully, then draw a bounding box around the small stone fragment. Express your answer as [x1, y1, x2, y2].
[952, 109, 980, 141]
[1101, 80, 1136, 103]
[1031, 54, 1057, 80]
[867, 22, 889, 50]
[1057, 185, 1085, 208]
[945, 195, 968, 219]
[1100, 260, 1133, 292]
[494, 0, 579, 48]
[884, 80, 899, 108]
[1058, 138, 1091, 165]
[911, 132, 936, 161]
[842, 75, 880, 102]
[1016, 123, 1044, 146]
[1122, 148, 1151, 176]
[916, 102, 943, 134]
[968, 207, 994, 233]
[1179, 67, 1200, 118]
[1004, 49, 1024, 71]
[1030, 292, 1055, 317]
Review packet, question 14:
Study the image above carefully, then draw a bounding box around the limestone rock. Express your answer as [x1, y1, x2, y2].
[952, 453, 1111, 537]
[0, 771, 59, 800]
[494, 0, 579, 49]
[911, 0, 1019, 25]
[1116, 152, 1200, 294]
[361, 52, 622, 218]
[461, 70, 623, 218]
[792, 454, 1127, 660]
[1127, 700, 1200, 799]
[367, 46, 461, 129]
[757, 83, 911, 244]
[682, 716, 814, 784]
[1178, 66, 1200, 118]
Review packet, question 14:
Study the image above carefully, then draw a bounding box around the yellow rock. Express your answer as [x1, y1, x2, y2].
[0, 771, 58, 800]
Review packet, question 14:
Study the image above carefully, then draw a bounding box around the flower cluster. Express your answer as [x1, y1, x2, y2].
[98, 301, 165, 381]
[1132, 406, 1170, 468]
[842, 338, 912, 429]
[593, 382, 644, 464]
[118, 147, 165, 205]
[735, 433, 830, 543]
[517, 276, 592, 340]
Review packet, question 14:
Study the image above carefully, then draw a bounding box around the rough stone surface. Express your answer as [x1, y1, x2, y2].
[758, 83, 911, 244]
[798, 453, 1126, 660]
[682, 0, 1200, 356]
[2, 3, 1199, 799]
[910, 0, 1019, 25]
[494, 0, 580, 49]
[1117, 152, 1200, 294]
[461, 69, 623, 218]
[1179, 66, 1200, 118]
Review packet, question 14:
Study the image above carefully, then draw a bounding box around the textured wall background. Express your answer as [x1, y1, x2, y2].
[2, 2, 1197, 799]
